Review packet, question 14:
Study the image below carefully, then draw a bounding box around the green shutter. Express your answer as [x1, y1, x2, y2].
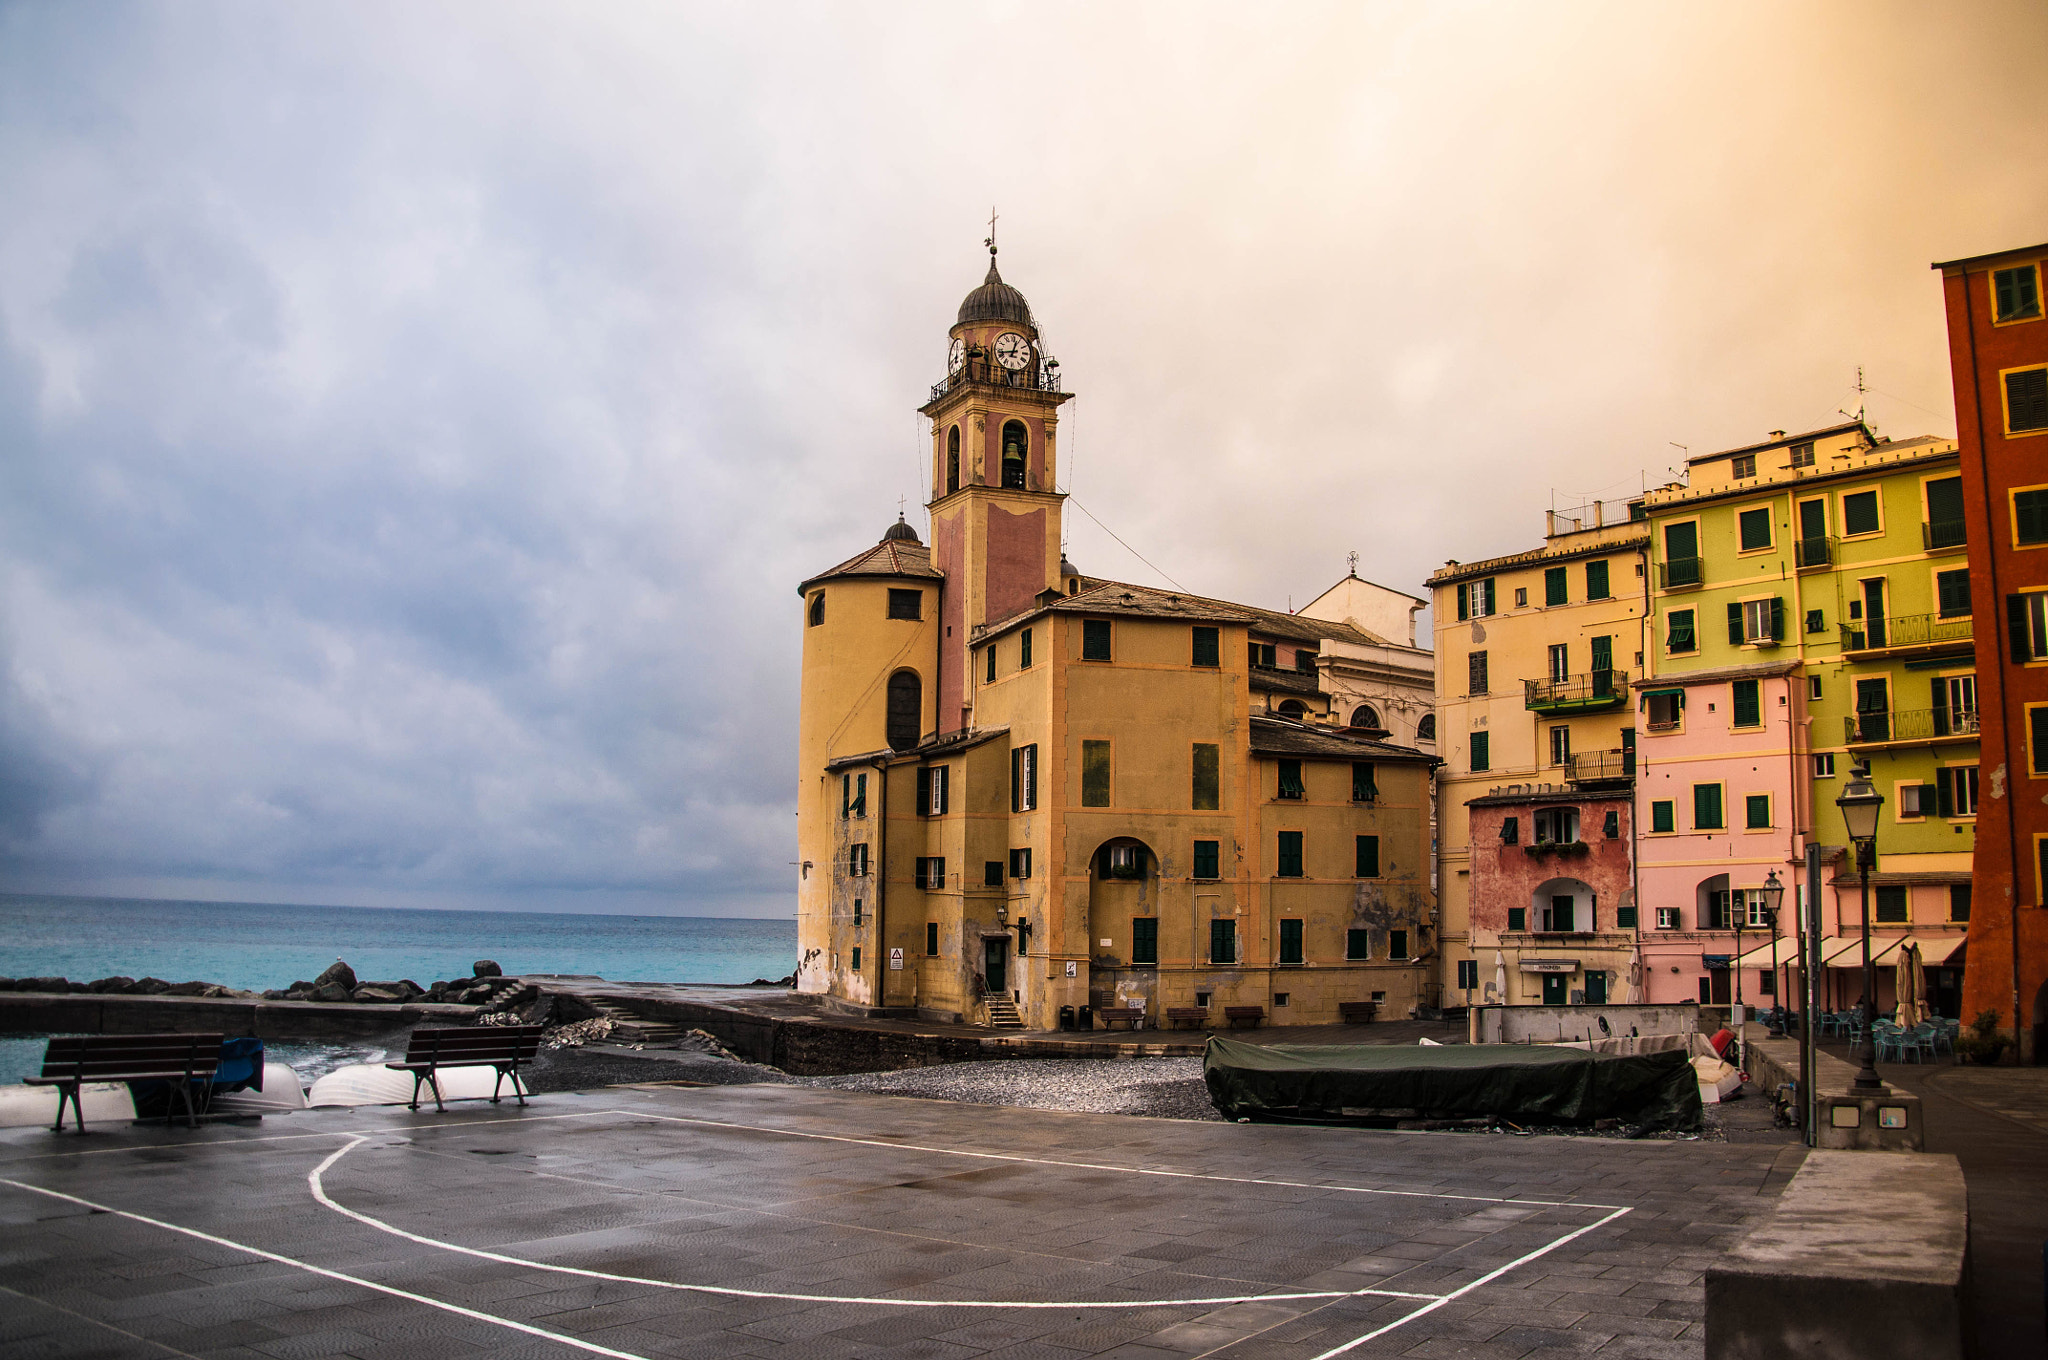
[1507, 907, 1527, 932]
[1770, 597, 1785, 641]
[1279, 918, 1304, 965]
[1545, 566, 1567, 605]
[1695, 784, 1723, 829]
[1844, 490, 1881, 536]
[1585, 559, 1609, 600]
[1936, 771, 1954, 819]
[1082, 619, 1112, 660]
[1132, 917, 1158, 965]
[1356, 835, 1380, 878]
[1192, 626, 1219, 667]
[1617, 903, 1638, 928]
[1732, 679, 1761, 728]
[1277, 830, 1304, 877]
[1021, 628, 1033, 667]
[1192, 840, 1219, 878]
[1456, 582, 1469, 620]
[1082, 740, 1111, 806]
[1652, 801, 1674, 833]
[1192, 743, 1220, 810]
[1346, 928, 1370, 960]
[1728, 602, 1744, 645]
[1277, 759, 1304, 799]
[2011, 594, 2034, 664]
[1746, 794, 1770, 829]
[2009, 368, 2048, 433]
[1589, 635, 1612, 673]
[1470, 731, 1490, 772]
[1210, 918, 1236, 964]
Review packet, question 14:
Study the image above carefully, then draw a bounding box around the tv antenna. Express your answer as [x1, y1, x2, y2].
[1839, 365, 1868, 424]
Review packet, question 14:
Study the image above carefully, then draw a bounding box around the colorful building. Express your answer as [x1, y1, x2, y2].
[795, 249, 1438, 1030]
[1935, 239, 2048, 1059]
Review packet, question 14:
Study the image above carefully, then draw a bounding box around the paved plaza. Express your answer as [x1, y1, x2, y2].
[0, 1082, 1802, 1360]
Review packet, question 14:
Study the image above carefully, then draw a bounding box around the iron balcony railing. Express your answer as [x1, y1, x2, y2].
[1794, 535, 1837, 569]
[1844, 706, 1981, 746]
[1840, 612, 1973, 653]
[1659, 556, 1703, 589]
[1923, 519, 1967, 551]
[1566, 748, 1634, 784]
[929, 360, 1062, 405]
[1524, 669, 1630, 713]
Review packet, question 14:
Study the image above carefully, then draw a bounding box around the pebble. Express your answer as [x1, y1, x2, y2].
[793, 1057, 1221, 1121]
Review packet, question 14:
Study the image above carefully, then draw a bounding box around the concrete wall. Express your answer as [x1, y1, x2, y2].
[0, 991, 472, 1039]
[1469, 1002, 1700, 1045]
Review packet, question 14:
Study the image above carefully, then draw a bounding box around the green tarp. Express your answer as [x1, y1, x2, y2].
[1202, 1037, 1702, 1132]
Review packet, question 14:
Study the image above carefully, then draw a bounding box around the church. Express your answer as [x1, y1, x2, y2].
[795, 248, 1438, 1030]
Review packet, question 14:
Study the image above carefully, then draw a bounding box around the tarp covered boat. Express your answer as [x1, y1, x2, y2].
[1202, 1037, 1702, 1132]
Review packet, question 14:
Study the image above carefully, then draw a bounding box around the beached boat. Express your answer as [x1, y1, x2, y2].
[0, 1081, 137, 1128]
[304, 1062, 517, 1108]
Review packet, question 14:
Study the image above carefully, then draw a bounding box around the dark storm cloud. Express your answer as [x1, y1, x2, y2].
[0, 2, 2043, 913]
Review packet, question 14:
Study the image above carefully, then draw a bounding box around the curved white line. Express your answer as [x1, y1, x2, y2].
[309, 1137, 1440, 1309]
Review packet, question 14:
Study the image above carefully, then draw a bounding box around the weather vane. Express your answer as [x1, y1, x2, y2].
[1347, 550, 1359, 577]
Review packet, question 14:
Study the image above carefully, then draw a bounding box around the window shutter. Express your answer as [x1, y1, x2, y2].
[916, 767, 931, 813]
[1507, 907, 1526, 932]
[1727, 602, 1744, 645]
[1936, 771, 1954, 819]
[2011, 594, 2033, 664]
[1770, 597, 1784, 641]
[841, 773, 850, 818]
[1483, 578, 1496, 613]
[1456, 583, 1469, 620]
[1500, 815, 1518, 844]
[2032, 708, 2048, 773]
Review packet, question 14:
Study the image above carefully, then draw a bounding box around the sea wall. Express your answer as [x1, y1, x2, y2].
[0, 990, 476, 1039]
[1468, 1003, 1703, 1045]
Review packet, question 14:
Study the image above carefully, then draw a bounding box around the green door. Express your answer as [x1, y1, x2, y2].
[1542, 973, 1568, 1005]
[1585, 971, 1607, 1005]
[983, 937, 1007, 994]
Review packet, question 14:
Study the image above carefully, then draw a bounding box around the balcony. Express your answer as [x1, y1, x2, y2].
[1659, 557, 1703, 589]
[1794, 535, 1837, 570]
[1844, 706, 1981, 748]
[927, 358, 1063, 406]
[1923, 519, 1967, 552]
[1524, 669, 1630, 714]
[1839, 611, 1974, 657]
[1566, 748, 1634, 785]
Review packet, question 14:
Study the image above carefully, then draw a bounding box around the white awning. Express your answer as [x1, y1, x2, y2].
[1728, 936, 1804, 969]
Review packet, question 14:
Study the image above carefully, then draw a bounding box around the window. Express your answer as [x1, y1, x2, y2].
[1388, 930, 1409, 960]
[807, 592, 825, 626]
[1191, 743, 1220, 810]
[1192, 626, 1219, 667]
[1081, 619, 1112, 661]
[1470, 731, 1490, 772]
[913, 856, 943, 888]
[1001, 420, 1028, 488]
[1548, 643, 1570, 683]
[1756, 970, 1775, 997]
[1926, 476, 1965, 549]
[1666, 609, 1696, 653]
[1279, 918, 1304, 965]
[1603, 809, 1620, 839]
[848, 843, 870, 876]
[1938, 765, 1979, 818]
[1995, 264, 2042, 322]
[945, 425, 960, 492]
[1103, 844, 1145, 878]
[1192, 839, 1220, 879]
[926, 922, 939, 956]
[841, 771, 867, 819]
[1020, 628, 1033, 668]
[1081, 740, 1111, 806]
[1294, 648, 1317, 675]
[1745, 794, 1771, 829]
[1950, 883, 1972, 924]
[1277, 831, 1304, 877]
[1132, 917, 1158, 965]
[1210, 919, 1237, 965]
[1515, 587, 1528, 607]
[1735, 597, 1783, 645]
[1249, 641, 1277, 669]
[1810, 675, 1823, 700]
[1732, 679, 1762, 729]
[888, 588, 922, 620]
[1586, 559, 1610, 600]
[1663, 521, 1701, 585]
[1806, 608, 1825, 634]
[1350, 705, 1381, 730]
[1355, 835, 1380, 878]
[1468, 650, 1489, 695]
[1499, 816, 1519, 844]
[887, 671, 922, 751]
[1348, 929, 1372, 961]
[1549, 725, 1570, 766]
[1875, 885, 1908, 924]
[985, 647, 996, 683]
[1937, 569, 1971, 619]
[1457, 959, 1478, 989]
[1899, 782, 1930, 818]
[1646, 691, 1682, 729]
[1693, 784, 1724, 830]
[1738, 506, 1772, 551]
[1507, 906, 1527, 932]
[1276, 759, 1305, 800]
[1011, 744, 1038, 811]
[1544, 566, 1567, 605]
[1351, 762, 1378, 802]
[851, 947, 860, 971]
[1651, 800, 1675, 833]
[1533, 806, 1579, 845]
[1455, 577, 1497, 620]
[1813, 753, 1835, 778]
[916, 765, 949, 816]
[984, 861, 1004, 887]
[2010, 368, 2048, 434]
[1010, 847, 1032, 879]
[1417, 714, 1436, 741]
[2015, 491, 2048, 547]
[1542, 894, 1576, 932]
[1657, 907, 1681, 930]
[1732, 453, 1757, 479]
[1790, 441, 1815, 469]
[853, 899, 863, 925]
[1843, 489, 1881, 536]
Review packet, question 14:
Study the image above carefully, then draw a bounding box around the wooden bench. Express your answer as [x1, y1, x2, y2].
[1338, 1000, 1378, 1024]
[26, 1033, 223, 1133]
[386, 1025, 545, 1112]
[1224, 1006, 1265, 1028]
[1094, 1006, 1142, 1030]
[1164, 1006, 1209, 1029]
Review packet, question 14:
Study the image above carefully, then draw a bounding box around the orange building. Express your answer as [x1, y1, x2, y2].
[1935, 240, 2048, 1060]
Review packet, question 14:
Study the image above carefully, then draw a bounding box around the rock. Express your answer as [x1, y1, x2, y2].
[352, 985, 402, 1003]
[68, 980, 92, 992]
[261, 989, 293, 1000]
[313, 961, 358, 991]
[472, 960, 502, 978]
[309, 982, 353, 1003]
[22, 976, 69, 993]
[131, 977, 172, 994]
[88, 977, 136, 994]
[0, 978, 14, 990]
[288, 980, 316, 993]
[164, 980, 214, 996]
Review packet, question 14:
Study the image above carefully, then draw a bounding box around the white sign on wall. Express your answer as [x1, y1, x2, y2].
[1064, 960, 1077, 977]
[889, 948, 903, 971]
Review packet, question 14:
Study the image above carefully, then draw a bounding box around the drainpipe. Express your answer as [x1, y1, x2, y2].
[871, 754, 890, 1010]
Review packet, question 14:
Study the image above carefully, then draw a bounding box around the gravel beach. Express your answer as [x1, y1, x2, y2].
[795, 1056, 1221, 1120]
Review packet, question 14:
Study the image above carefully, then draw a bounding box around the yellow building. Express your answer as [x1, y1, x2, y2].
[795, 251, 1438, 1029]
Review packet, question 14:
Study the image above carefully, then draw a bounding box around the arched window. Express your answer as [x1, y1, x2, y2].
[808, 592, 824, 627]
[1349, 704, 1381, 730]
[1001, 420, 1028, 489]
[886, 671, 922, 752]
[946, 426, 960, 494]
[1416, 714, 1436, 741]
[1277, 699, 1308, 720]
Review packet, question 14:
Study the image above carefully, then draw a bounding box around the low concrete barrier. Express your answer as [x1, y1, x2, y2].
[0, 990, 475, 1038]
[1744, 1032, 1922, 1152]
[1705, 1149, 1968, 1359]
[1467, 1002, 1701, 1046]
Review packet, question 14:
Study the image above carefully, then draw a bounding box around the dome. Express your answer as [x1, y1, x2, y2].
[956, 254, 1034, 329]
[882, 514, 921, 544]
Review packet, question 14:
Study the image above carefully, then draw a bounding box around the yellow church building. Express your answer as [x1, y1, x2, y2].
[795, 250, 1438, 1030]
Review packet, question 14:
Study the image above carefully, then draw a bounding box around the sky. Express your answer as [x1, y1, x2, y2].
[1, 2, 2044, 918]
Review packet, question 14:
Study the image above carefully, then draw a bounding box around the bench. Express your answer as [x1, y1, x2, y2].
[386, 1025, 545, 1112]
[26, 1033, 223, 1133]
[1164, 1006, 1209, 1029]
[1224, 1006, 1265, 1028]
[1338, 1000, 1378, 1024]
[1094, 1006, 1142, 1030]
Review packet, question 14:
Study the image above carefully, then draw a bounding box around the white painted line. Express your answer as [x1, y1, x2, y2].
[309, 1137, 1441, 1308]
[0, 1108, 617, 1163]
[598, 1106, 1629, 1211]
[1305, 1204, 1635, 1359]
[0, 1176, 654, 1360]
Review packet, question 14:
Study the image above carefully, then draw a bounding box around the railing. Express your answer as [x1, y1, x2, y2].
[1840, 612, 1973, 653]
[1659, 557, 1703, 588]
[1794, 535, 1837, 569]
[1524, 669, 1630, 712]
[1566, 748, 1634, 783]
[1844, 707, 1981, 746]
[1923, 519, 1967, 551]
[929, 359, 1062, 405]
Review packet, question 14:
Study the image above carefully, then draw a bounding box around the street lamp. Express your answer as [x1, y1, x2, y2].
[1757, 870, 1785, 1014]
[1835, 758, 1887, 1092]
[1732, 869, 1785, 1021]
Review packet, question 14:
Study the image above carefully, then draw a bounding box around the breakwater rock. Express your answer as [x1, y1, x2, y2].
[2, 959, 523, 1010]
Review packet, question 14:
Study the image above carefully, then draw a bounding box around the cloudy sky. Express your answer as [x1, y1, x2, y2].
[2, 2, 2043, 917]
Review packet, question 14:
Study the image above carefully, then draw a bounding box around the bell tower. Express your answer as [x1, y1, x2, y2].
[921, 240, 1071, 735]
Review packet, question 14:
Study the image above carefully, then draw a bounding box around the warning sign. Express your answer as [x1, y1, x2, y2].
[889, 948, 904, 970]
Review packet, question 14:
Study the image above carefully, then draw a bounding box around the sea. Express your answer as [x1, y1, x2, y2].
[0, 893, 798, 1085]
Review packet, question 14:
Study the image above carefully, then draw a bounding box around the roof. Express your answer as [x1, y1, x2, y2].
[822, 725, 1011, 772]
[1931, 241, 2048, 271]
[956, 254, 1034, 328]
[1250, 667, 1325, 697]
[1466, 784, 1632, 809]
[1427, 528, 1650, 588]
[1686, 421, 1867, 467]
[799, 536, 944, 596]
[1633, 659, 1803, 690]
[1247, 715, 1435, 764]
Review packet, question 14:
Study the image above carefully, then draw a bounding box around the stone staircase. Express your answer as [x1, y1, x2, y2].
[584, 997, 685, 1044]
[983, 997, 1025, 1031]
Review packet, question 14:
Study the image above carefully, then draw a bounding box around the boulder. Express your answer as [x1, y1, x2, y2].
[261, 989, 293, 1000]
[88, 977, 136, 994]
[68, 980, 92, 992]
[164, 980, 214, 996]
[0, 978, 13, 990]
[472, 960, 502, 978]
[352, 985, 403, 1003]
[314, 961, 358, 991]
[131, 977, 172, 995]
[21, 976, 69, 993]
[309, 982, 353, 1003]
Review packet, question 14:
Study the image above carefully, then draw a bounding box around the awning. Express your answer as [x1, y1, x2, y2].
[1811, 934, 1969, 968]
[1518, 959, 1579, 973]
[1728, 937, 1804, 969]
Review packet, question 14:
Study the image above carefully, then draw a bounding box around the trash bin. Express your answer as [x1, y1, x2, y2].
[1077, 1004, 1093, 1030]
[1058, 1005, 1075, 1031]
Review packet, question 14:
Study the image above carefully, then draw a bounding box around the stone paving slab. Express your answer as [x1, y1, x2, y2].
[0, 1082, 1797, 1359]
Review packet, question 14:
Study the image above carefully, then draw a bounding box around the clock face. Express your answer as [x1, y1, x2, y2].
[947, 338, 964, 373]
[993, 332, 1031, 371]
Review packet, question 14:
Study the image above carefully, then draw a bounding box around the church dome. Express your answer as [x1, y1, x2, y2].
[882, 514, 921, 544]
[956, 254, 1034, 329]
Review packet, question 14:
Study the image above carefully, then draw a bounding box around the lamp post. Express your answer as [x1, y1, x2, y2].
[1835, 759, 1887, 1092]
[1757, 870, 1784, 1019]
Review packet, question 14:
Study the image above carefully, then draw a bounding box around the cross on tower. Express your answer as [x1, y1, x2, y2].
[1347, 550, 1359, 578]
[985, 206, 998, 255]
